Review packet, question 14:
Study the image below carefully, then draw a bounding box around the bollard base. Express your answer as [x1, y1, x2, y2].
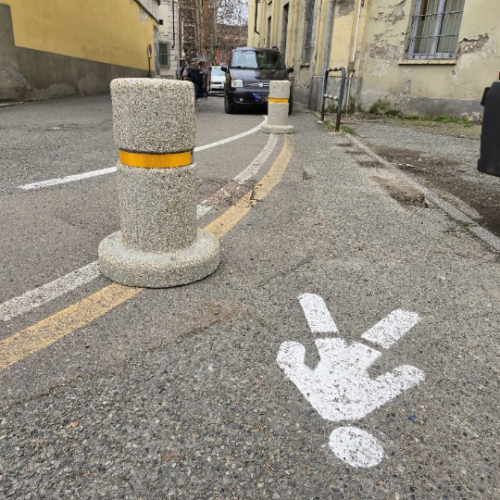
[261, 124, 294, 134]
[98, 228, 220, 288]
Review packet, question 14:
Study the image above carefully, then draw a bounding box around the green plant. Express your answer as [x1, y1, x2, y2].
[322, 119, 336, 131]
[325, 102, 338, 113]
[434, 114, 473, 126]
[346, 96, 356, 115]
[368, 99, 391, 115]
[340, 125, 356, 135]
[402, 114, 420, 120]
[385, 108, 402, 117]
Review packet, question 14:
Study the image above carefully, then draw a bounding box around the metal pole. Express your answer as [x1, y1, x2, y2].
[335, 66, 346, 132]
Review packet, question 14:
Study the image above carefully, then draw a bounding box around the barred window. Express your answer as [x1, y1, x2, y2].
[408, 0, 465, 59]
[159, 42, 170, 67]
[303, 0, 315, 63]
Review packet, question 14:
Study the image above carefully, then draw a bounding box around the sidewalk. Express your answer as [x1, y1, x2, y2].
[1, 108, 499, 498]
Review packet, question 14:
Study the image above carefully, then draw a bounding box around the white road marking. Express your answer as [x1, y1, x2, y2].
[329, 426, 385, 468]
[194, 116, 267, 153]
[2, 126, 277, 322]
[276, 295, 425, 468]
[18, 116, 268, 191]
[361, 309, 420, 348]
[277, 337, 424, 422]
[19, 167, 117, 191]
[196, 205, 213, 219]
[233, 133, 277, 183]
[298, 293, 338, 333]
[0, 262, 100, 322]
[198, 133, 277, 218]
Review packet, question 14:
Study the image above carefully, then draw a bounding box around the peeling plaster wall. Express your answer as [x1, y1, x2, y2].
[357, 0, 500, 118]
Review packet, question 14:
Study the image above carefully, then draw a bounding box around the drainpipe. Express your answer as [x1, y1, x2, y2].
[172, 0, 176, 49]
[318, 0, 337, 111]
[346, 0, 363, 112]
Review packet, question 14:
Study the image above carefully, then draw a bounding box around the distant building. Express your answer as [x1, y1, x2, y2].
[214, 24, 247, 65]
[0, 0, 161, 102]
[248, 0, 500, 119]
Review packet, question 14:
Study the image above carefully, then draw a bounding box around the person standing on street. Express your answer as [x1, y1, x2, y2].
[180, 60, 190, 81]
[200, 61, 210, 98]
[188, 61, 204, 100]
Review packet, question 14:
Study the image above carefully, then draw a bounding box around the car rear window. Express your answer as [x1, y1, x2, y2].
[211, 66, 225, 76]
[230, 50, 285, 71]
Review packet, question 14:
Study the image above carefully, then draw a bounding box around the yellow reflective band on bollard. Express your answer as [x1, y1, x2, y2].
[268, 98, 289, 104]
[119, 150, 192, 168]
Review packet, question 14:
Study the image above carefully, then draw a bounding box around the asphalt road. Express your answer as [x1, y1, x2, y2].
[1, 95, 499, 499]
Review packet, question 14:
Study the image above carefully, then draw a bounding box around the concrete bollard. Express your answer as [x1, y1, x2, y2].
[98, 78, 220, 288]
[261, 80, 293, 134]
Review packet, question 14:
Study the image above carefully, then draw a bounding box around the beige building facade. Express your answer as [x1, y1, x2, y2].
[158, 0, 181, 79]
[0, 0, 161, 102]
[248, 0, 500, 119]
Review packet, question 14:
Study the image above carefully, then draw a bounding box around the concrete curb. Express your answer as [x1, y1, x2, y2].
[346, 132, 500, 253]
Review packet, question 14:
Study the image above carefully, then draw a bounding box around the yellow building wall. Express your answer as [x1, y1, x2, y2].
[6, 0, 156, 70]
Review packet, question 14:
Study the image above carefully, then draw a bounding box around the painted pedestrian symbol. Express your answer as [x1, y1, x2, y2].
[277, 294, 425, 468]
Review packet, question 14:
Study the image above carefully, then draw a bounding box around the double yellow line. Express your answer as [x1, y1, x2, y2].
[0, 137, 293, 371]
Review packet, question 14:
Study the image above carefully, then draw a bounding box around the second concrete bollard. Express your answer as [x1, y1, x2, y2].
[261, 80, 293, 134]
[98, 78, 220, 288]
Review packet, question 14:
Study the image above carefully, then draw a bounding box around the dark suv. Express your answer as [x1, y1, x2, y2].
[222, 47, 293, 114]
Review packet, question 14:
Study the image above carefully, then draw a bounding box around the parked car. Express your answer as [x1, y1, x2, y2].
[209, 66, 225, 94]
[221, 47, 293, 114]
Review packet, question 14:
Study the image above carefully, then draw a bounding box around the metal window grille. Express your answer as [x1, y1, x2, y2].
[159, 42, 170, 67]
[408, 0, 465, 59]
[304, 0, 315, 62]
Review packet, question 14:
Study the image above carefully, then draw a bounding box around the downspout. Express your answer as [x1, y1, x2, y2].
[172, 0, 175, 49]
[254, 0, 260, 35]
[318, 0, 337, 111]
[346, 0, 363, 112]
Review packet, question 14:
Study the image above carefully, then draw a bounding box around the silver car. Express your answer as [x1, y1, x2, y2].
[209, 66, 225, 94]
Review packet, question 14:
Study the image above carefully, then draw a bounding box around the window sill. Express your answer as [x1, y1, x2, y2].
[399, 59, 457, 66]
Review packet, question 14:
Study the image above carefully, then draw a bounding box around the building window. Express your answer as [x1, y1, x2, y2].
[303, 0, 315, 63]
[159, 42, 170, 67]
[408, 0, 465, 59]
[281, 3, 289, 57]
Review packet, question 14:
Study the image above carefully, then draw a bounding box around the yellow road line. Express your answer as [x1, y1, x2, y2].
[0, 136, 293, 371]
[206, 136, 292, 238]
[0, 284, 140, 371]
